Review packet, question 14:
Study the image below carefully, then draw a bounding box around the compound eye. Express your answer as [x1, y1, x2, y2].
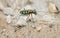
[20, 11, 23, 14]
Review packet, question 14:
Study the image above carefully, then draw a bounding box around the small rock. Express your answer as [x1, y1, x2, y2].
[0, 2, 4, 11]
[4, 7, 14, 15]
[36, 26, 42, 32]
[48, 2, 59, 13]
[6, 15, 12, 24]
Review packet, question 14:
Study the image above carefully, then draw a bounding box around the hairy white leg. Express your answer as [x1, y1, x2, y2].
[26, 15, 30, 22]
[30, 14, 34, 22]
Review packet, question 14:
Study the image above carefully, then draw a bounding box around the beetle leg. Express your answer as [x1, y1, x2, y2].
[26, 15, 30, 22]
[31, 14, 35, 22]
[31, 14, 33, 21]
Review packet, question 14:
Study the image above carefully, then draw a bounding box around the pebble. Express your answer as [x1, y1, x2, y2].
[36, 26, 42, 32]
[6, 15, 12, 24]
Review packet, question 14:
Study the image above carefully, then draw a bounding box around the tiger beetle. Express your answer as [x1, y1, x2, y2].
[19, 9, 37, 22]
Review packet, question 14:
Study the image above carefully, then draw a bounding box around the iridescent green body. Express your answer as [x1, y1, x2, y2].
[20, 10, 37, 15]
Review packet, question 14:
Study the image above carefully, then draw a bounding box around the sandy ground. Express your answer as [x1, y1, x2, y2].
[0, 0, 60, 38]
